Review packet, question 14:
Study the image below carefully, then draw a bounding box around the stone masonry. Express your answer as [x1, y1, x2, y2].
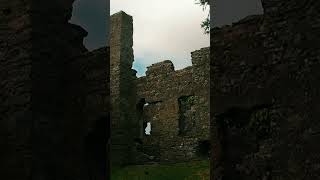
[3, 0, 319, 179]
[110, 11, 138, 166]
[110, 11, 210, 166]
[135, 48, 210, 163]
[210, 0, 320, 179]
[1, 0, 109, 179]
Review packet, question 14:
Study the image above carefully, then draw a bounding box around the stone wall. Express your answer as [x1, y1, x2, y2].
[136, 47, 210, 163]
[0, 0, 109, 179]
[0, 0, 32, 178]
[210, 0, 320, 179]
[109, 11, 210, 165]
[31, 1, 90, 179]
[65, 47, 109, 180]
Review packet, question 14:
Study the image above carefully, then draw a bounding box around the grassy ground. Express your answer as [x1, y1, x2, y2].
[111, 160, 209, 180]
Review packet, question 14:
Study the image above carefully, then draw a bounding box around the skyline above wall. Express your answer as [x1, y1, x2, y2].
[111, 0, 210, 77]
[69, 0, 263, 77]
[70, 0, 109, 50]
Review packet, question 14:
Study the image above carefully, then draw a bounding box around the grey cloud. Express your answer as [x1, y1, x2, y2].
[111, 0, 209, 71]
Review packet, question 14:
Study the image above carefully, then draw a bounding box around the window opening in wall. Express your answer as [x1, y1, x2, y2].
[145, 122, 151, 135]
[137, 98, 146, 138]
[3, 8, 12, 16]
[195, 140, 210, 158]
[137, 98, 146, 115]
[178, 95, 195, 135]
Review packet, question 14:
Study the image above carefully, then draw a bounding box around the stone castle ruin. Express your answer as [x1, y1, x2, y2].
[110, 11, 210, 165]
[2, 0, 319, 179]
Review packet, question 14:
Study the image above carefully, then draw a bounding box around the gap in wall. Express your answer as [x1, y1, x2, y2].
[145, 122, 151, 135]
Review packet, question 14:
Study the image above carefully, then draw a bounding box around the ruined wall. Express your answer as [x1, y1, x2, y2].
[109, 11, 210, 165]
[31, 1, 90, 179]
[211, 0, 320, 179]
[65, 47, 109, 180]
[110, 11, 138, 166]
[135, 47, 210, 163]
[1, 0, 109, 179]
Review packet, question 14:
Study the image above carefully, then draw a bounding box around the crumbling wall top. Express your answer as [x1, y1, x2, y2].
[111, 10, 132, 18]
[145, 60, 175, 77]
[191, 47, 210, 67]
[110, 11, 133, 67]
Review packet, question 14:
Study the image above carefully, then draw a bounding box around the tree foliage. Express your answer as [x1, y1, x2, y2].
[196, 0, 210, 9]
[195, 0, 210, 34]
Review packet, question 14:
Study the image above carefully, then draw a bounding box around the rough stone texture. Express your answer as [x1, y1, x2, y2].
[110, 11, 138, 166]
[210, 0, 320, 179]
[110, 11, 210, 165]
[0, 0, 32, 178]
[65, 47, 109, 180]
[0, 0, 109, 179]
[136, 47, 210, 163]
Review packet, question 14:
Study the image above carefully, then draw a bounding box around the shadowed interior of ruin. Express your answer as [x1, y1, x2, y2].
[196, 140, 211, 157]
[84, 116, 108, 180]
[178, 95, 196, 136]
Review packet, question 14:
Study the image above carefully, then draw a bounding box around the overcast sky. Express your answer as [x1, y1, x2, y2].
[110, 0, 210, 77]
[70, 0, 109, 50]
[70, 0, 263, 76]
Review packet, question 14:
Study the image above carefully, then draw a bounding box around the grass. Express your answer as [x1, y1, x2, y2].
[111, 160, 209, 180]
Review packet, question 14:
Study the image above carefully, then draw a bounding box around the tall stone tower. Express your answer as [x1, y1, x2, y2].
[110, 11, 137, 166]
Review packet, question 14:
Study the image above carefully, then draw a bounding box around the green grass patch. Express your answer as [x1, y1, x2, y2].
[111, 160, 209, 180]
